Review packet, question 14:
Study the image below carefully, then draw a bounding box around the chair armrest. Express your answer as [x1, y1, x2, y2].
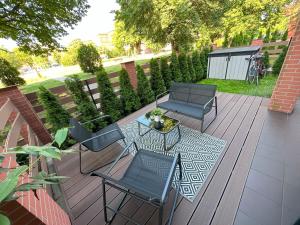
[203, 96, 217, 111]
[80, 115, 112, 125]
[80, 128, 120, 145]
[156, 90, 169, 106]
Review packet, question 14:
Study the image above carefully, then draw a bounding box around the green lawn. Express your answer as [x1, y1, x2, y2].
[20, 79, 64, 94]
[199, 75, 278, 98]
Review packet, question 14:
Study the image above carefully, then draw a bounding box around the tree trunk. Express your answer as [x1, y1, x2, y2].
[134, 41, 141, 55]
[171, 40, 179, 54]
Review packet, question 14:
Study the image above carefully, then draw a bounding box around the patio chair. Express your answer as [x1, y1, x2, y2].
[69, 115, 126, 174]
[92, 142, 182, 225]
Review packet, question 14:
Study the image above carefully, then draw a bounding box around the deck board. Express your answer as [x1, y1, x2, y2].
[54, 92, 268, 225]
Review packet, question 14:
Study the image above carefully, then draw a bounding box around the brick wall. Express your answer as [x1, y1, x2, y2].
[251, 39, 264, 46]
[269, 17, 300, 113]
[0, 86, 52, 144]
[121, 60, 138, 89]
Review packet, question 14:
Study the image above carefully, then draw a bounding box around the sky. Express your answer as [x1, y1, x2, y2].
[0, 0, 119, 50]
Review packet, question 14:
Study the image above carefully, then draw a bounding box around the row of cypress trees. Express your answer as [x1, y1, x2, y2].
[37, 50, 209, 138]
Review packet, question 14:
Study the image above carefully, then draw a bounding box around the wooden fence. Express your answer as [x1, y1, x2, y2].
[262, 40, 290, 58]
[25, 63, 150, 128]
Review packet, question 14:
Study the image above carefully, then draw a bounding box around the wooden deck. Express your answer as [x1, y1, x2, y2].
[54, 92, 269, 225]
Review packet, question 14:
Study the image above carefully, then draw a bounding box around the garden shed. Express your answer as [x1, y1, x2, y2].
[207, 46, 261, 80]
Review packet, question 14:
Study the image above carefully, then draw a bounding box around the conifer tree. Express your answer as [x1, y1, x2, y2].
[169, 52, 182, 82]
[38, 86, 70, 132]
[136, 65, 155, 106]
[119, 68, 141, 114]
[192, 51, 203, 81]
[263, 51, 270, 69]
[160, 57, 172, 89]
[150, 58, 166, 96]
[96, 68, 121, 121]
[178, 53, 190, 82]
[273, 46, 288, 76]
[200, 51, 208, 79]
[65, 75, 105, 131]
[187, 55, 196, 82]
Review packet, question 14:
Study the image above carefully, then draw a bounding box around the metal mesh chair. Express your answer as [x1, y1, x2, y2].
[92, 142, 182, 225]
[69, 115, 126, 174]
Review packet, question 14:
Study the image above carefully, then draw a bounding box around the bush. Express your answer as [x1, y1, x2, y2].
[272, 46, 288, 76]
[136, 65, 155, 106]
[150, 58, 166, 96]
[200, 50, 208, 79]
[192, 51, 203, 81]
[281, 29, 288, 41]
[0, 57, 25, 86]
[37, 86, 70, 133]
[65, 75, 106, 131]
[264, 28, 271, 43]
[169, 52, 182, 82]
[119, 68, 141, 115]
[160, 57, 172, 89]
[263, 51, 270, 69]
[77, 43, 102, 73]
[178, 53, 190, 82]
[187, 55, 196, 82]
[96, 68, 121, 121]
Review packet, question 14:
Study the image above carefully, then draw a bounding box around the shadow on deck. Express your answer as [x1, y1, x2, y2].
[54, 92, 269, 225]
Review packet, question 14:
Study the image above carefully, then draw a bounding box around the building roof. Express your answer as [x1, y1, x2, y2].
[209, 46, 260, 56]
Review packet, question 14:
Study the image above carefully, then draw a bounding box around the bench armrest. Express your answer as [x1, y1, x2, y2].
[80, 128, 120, 145]
[156, 90, 169, 107]
[203, 96, 217, 111]
[80, 114, 112, 125]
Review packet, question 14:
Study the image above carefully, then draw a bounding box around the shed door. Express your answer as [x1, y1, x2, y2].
[208, 56, 227, 79]
[226, 55, 250, 80]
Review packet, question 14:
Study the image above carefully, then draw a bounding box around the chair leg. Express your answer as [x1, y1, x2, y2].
[159, 205, 164, 225]
[102, 180, 108, 223]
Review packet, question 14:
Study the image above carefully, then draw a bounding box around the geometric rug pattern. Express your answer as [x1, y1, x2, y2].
[120, 121, 226, 202]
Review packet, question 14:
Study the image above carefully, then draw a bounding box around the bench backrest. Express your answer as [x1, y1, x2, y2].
[169, 82, 217, 109]
[69, 118, 94, 150]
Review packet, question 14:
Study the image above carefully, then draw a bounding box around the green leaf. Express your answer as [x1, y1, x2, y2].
[0, 213, 10, 225]
[0, 165, 28, 202]
[15, 183, 43, 192]
[8, 146, 62, 160]
[0, 155, 4, 164]
[54, 128, 69, 147]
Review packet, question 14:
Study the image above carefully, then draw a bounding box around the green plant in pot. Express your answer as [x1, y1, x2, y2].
[0, 128, 73, 225]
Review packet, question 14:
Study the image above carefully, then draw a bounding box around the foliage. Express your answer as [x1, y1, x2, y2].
[169, 52, 182, 82]
[264, 27, 271, 43]
[281, 29, 288, 41]
[77, 43, 102, 73]
[178, 53, 190, 82]
[223, 31, 229, 48]
[64, 75, 105, 132]
[200, 50, 209, 79]
[187, 55, 196, 82]
[263, 51, 270, 69]
[60, 39, 83, 66]
[0, 128, 72, 224]
[37, 86, 70, 133]
[272, 46, 288, 75]
[271, 30, 280, 42]
[136, 65, 155, 106]
[0, 57, 25, 86]
[96, 68, 121, 121]
[116, 0, 227, 51]
[150, 108, 163, 117]
[0, 0, 89, 55]
[199, 76, 278, 98]
[150, 58, 166, 96]
[192, 51, 204, 81]
[119, 69, 141, 114]
[160, 57, 172, 89]
[112, 20, 142, 55]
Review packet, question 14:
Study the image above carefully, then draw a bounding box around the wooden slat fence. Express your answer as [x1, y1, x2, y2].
[262, 40, 290, 58]
[25, 63, 150, 129]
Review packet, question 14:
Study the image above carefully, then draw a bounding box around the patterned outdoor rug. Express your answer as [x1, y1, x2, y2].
[120, 121, 226, 202]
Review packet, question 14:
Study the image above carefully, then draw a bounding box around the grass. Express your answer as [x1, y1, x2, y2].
[20, 79, 64, 94]
[199, 75, 278, 98]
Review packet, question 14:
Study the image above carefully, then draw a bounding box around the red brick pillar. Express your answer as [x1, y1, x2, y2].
[251, 39, 263, 46]
[121, 60, 137, 89]
[0, 86, 52, 144]
[269, 17, 300, 113]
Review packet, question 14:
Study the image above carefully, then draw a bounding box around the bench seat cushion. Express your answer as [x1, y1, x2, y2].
[158, 100, 204, 119]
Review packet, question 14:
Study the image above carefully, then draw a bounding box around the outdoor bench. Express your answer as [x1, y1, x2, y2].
[156, 82, 217, 132]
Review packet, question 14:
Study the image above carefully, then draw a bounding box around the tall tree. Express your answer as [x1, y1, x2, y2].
[116, 0, 227, 51]
[160, 57, 172, 89]
[96, 68, 121, 121]
[0, 0, 89, 54]
[150, 58, 166, 96]
[136, 65, 155, 106]
[169, 52, 182, 82]
[187, 55, 196, 82]
[77, 43, 102, 73]
[0, 57, 25, 86]
[192, 51, 203, 81]
[119, 69, 141, 114]
[60, 39, 84, 66]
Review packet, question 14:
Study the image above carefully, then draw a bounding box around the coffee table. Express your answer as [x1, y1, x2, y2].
[136, 114, 181, 151]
